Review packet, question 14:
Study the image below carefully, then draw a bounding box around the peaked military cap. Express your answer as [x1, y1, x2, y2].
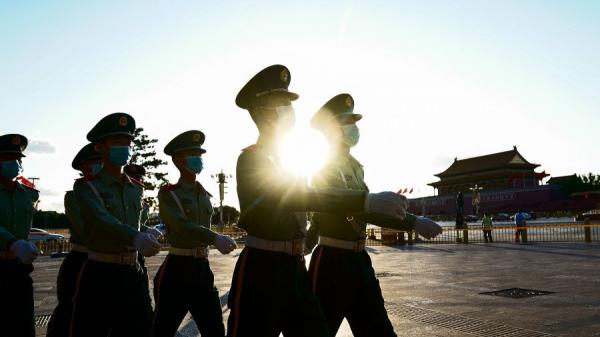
[311, 93, 362, 130]
[0, 134, 28, 157]
[124, 164, 146, 178]
[164, 130, 206, 156]
[235, 64, 299, 109]
[72, 143, 102, 170]
[86, 112, 136, 142]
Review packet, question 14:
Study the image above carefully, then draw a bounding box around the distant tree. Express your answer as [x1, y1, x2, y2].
[129, 127, 169, 209]
[580, 173, 600, 187]
[211, 205, 240, 225]
[560, 173, 600, 195]
[33, 211, 69, 229]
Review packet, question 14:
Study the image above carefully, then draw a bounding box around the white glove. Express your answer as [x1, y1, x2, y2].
[364, 192, 408, 219]
[147, 227, 163, 239]
[415, 217, 443, 239]
[214, 235, 237, 255]
[134, 233, 161, 257]
[10, 240, 39, 264]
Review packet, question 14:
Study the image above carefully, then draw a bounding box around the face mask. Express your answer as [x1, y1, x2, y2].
[186, 156, 204, 174]
[275, 105, 296, 130]
[341, 124, 360, 147]
[0, 160, 22, 180]
[90, 163, 103, 176]
[108, 146, 132, 166]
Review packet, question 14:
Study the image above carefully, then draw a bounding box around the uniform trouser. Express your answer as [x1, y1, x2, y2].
[138, 254, 149, 292]
[483, 230, 493, 242]
[308, 245, 397, 337]
[153, 255, 225, 337]
[69, 259, 154, 337]
[46, 250, 88, 337]
[515, 228, 526, 242]
[227, 247, 329, 337]
[0, 259, 35, 337]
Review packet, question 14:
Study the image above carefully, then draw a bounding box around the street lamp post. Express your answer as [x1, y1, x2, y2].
[211, 170, 232, 226]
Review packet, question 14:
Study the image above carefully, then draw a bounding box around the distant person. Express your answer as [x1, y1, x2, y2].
[0, 134, 39, 337]
[481, 213, 493, 243]
[514, 210, 527, 243]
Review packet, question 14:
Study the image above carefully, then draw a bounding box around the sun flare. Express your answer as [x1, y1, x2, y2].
[277, 126, 329, 179]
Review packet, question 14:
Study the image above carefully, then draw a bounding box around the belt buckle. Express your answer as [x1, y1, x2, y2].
[192, 247, 201, 258]
[291, 239, 303, 255]
[354, 240, 364, 252]
[120, 252, 134, 265]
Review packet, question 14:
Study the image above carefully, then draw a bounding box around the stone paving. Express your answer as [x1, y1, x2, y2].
[32, 243, 600, 336]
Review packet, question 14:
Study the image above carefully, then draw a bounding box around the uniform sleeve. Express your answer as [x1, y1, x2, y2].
[236, 151, 366, 214]
[74, 180, 139, 246]
[0, 228, 17, 249]
[64, 191, 85, 240]
[358, 213, 417, 231]
[158, 190, 218, 245]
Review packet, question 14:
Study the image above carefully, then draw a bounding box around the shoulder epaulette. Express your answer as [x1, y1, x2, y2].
[160, 184, 179, 192]
[197, 183, 213, 198]
[16, 176, 39, 192]
[350, 155, 364, 167]
[241, 144, 258, 152]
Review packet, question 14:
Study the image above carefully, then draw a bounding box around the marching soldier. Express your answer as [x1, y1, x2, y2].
[0, 134, 39, 337]
[70, 113, 161, 337]
[46, 143, 102, 337]
[227, 65, 410, 337]
[152, 130, 237, 337]
[306, 94, 443, 337]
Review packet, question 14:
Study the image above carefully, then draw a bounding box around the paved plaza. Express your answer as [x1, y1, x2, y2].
[32, 243, 600, 336]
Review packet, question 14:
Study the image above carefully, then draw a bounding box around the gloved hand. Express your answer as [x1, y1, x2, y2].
[415, 217, 443, 239]
[146, 227, 164, 239]
[10, 240, 39, 264]
[364, 192, 408, 220]
[214, 235, 237, 255]
[134, 233, 161, 257]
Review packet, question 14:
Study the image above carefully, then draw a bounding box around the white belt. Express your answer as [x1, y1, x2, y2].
[169, 246, 208, 258]
[71, 244, 88, 253]
[245, 235, 305, 256]
[88, 250, 137, 266]
[318, 236, 365, 252]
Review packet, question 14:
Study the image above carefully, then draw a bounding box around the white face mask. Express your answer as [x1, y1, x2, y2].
[341, 124, 360, 147]
[275, 105, 296, 131]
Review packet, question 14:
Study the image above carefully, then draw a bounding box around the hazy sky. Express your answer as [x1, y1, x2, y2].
[1, 1, 599, 212]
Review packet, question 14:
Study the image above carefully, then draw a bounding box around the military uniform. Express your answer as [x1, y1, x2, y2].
[227, 66, 369, 337]
[152, 130, 225, 337]
[70, 113, 154, 337]
[306, 94, 415, 337]
[0, 134, 39, 337]
[124, 163, 152, 292]
[46, 143, 100, 337]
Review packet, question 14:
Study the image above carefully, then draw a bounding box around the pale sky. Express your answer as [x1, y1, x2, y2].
[1, 1, 599, 212]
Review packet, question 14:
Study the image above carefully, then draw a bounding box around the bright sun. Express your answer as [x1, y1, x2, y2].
[278, 125, 329, 178]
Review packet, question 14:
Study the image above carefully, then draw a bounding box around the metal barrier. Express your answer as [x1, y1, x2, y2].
[32, 222, 600, 256]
